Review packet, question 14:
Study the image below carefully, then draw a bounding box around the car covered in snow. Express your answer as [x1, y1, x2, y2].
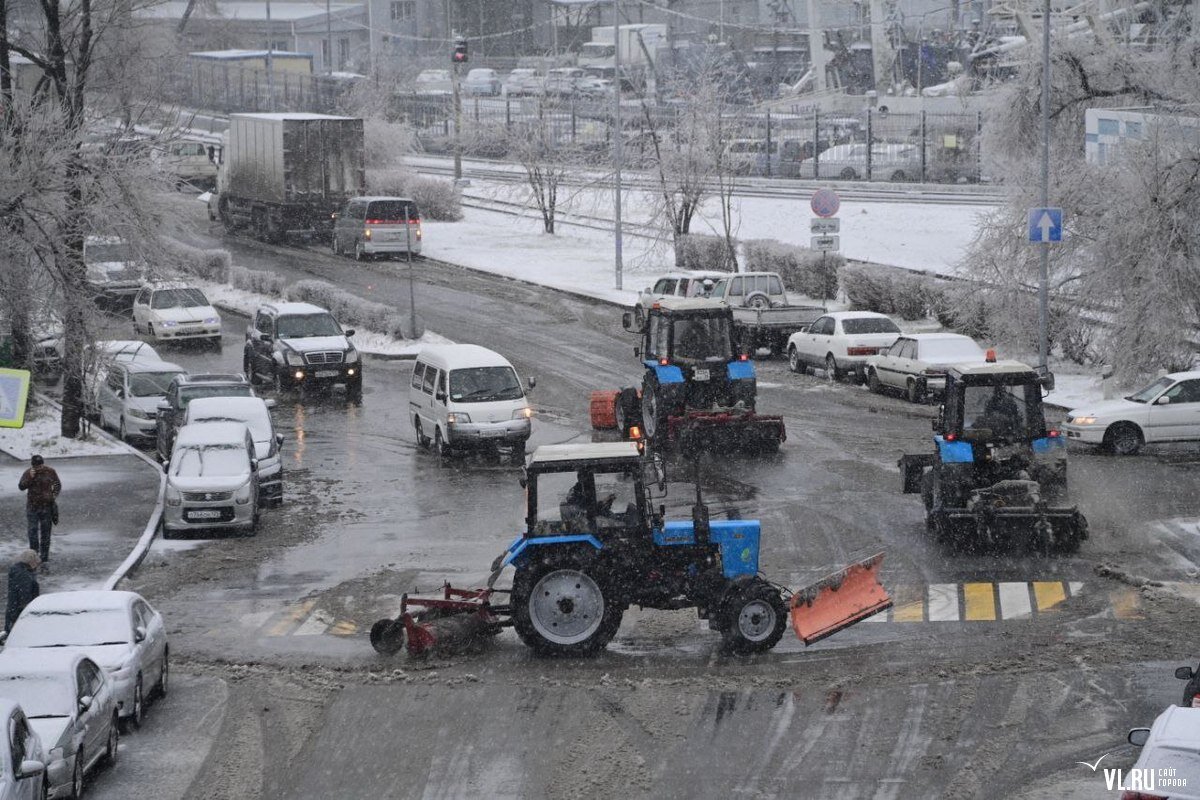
[83, 236, 145, 310]
[84, 339, 164, 421]
[462, 68, 501, 96]
[786, 311, 902, 381]
[163, 421, 261, 537]
[864, 333, 988, 402]
[94, 359, 186, 442]
[1064, 369, 1200, 455]
[797, 142, 921, 182]
[184, 396, 284, 506]
[154, 373, 255, 462]
[502, 68, 543, 97]
[5, 591, 168, 732]
[132, 282, 222, 346]
[0, 697, 46, 800]
[0, 650, 118, 800]
[1126, 706, 1200, 800]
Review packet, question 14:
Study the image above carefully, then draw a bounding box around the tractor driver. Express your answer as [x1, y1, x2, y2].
[561, 473, 617, 533]
[978, 385, 1023, 437]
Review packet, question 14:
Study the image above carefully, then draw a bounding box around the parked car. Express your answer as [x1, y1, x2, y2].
[185, 396, 284, 506]
[1064, 370, 1200, 455]
[463, 68, 501, 96]
[786, 311, 902, 381]
[864, 333, 988, 403]
[83, 236, 145, 310]
[0, 698, 46, 800]
[95, 359, 186, 442]
[0, 312, 63, 378]
[798, 142, 921, 182]
[413, 69, 452, 95]
[543, 68, 586, 96]
[5, 591, 169, 731]
[1126, 706, 1200, 800]
[502, 68, 542, 97]
[163, 421, 260, 537]
[710, 272, 825, 356]
[1177, 663, 1200, 708]
[409, 344, 533, 462]
[132, 282, 222, 346]
[576, 76, 614, 98]
[0, 650, 118, 800]
[634, 271, 726, 326]
[155, 373, 255, 462]
[84, 340, 163, 421]
[243, 302, 362, 400]
[162, 139, 218, 191]
[332, 196, 422, 261]
[725, 138, 779, 176]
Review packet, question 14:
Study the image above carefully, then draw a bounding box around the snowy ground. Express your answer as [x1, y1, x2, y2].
[0, 398, 127, 459]
[193, 278, 454, 356]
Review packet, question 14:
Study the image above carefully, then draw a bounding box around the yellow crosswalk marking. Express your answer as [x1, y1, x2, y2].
[1032, 581, 1067, 612]
[891, 584, 924, 622]
[265, 599, 317, 637]
[963, 583, 996, 621]
[328, 620, 358, 636]
[1110, 588, 1143, 620]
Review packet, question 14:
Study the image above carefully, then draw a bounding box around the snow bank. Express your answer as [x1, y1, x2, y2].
[0, 402, 127, 459]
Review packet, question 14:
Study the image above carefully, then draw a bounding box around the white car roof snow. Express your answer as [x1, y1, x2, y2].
[418, 344, 515, 370]
[144, 280, 193, 291]
[186, 397, 272, 437]
[20, 590, 140, 613]
[174, 421, 250, 448]
[898, 332, 977, 341]
[264, 302, 328, 317]
[123, 360, 184, 375]
[825, 311, 891, 320]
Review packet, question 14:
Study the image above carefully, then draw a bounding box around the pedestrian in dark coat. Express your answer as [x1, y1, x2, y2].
[5, 550, 40, 633]
[18, 454, 60, 563]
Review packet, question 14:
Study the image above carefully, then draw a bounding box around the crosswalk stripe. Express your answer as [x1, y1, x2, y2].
[892, 585, 925, 622]
[1111, 588, 1143, 619]
[328, 620, 358, 636]
[1032, 581, 1067, 611]
[998, 582, 1033, 619]
[1068, 581, 1084, 597]
[293, 608, 334, 636]
[264, 599, 317, 637]
[963, 583, 995, 620]
[927, 584, 960, 622]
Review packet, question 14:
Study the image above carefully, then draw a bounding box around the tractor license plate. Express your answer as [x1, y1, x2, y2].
[693, 369, 710, 381]
[315, 370, 339, 378]
[186, 509, 221, 520]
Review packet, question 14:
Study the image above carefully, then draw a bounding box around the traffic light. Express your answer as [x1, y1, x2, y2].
[452, 37, 468, 64]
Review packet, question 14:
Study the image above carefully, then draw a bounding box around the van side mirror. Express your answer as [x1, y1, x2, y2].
[622, 311, 633, 331]
[1128, 728, 1151, 747]
[250, 459, 259, 471]
[134, 626, 147, 643]
[527, 376, 536, 389]
[435, 391, 447, 403]
[1175, 666, 1195, 680]
[276, 433, 284, 446]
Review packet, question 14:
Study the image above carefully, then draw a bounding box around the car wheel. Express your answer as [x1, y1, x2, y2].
[745, 291, 771, 310]
[355, 241, 368, 262]
[788, 346, 806, 375]
[906, 379, 925, 404]
[122, 676, 144, 731]
[840, 168, 857, 180]
[102, 715, 118, 766]
[1104, 423, 1143, 455]
[155, 649, 169, 698]
[825, 354, 842, 382]
[890, 170, 908, 182]
[414, 418, 431, 448]
[70, 752, 83, 799]
[434, 428, 451, 463]
[868, 369, 883, 394]
[118, 417, 129, 442]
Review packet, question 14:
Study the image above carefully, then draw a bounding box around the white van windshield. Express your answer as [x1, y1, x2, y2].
[449, 367, 523, 403]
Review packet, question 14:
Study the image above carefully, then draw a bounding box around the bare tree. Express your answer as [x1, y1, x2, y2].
[507, 99, 587, 234]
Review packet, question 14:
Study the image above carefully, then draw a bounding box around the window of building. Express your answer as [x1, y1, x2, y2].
[1124, 120, 1142, 139]
[338, 38, 350, 68]
[321, 39, 330, 68]
[390, 0, 415, 20]
[1097, 118, 1119, 136]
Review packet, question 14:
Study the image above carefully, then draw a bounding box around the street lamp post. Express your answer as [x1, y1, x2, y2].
[1038, 0, 1051, 368]
[612, 0, 624, 290]
[265, 0, 275, 111]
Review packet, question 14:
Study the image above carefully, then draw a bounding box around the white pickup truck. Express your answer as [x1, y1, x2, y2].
[708, 272, 825, 356]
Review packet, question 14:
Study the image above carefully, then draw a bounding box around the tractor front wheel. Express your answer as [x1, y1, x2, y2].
[641, 374, 669, 444]
[720, 580, 787, 655]
[511, 555, 623, 657]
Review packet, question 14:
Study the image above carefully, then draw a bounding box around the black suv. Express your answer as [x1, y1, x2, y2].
[155, 373, 255, 462]
[243, 302, 362, 400]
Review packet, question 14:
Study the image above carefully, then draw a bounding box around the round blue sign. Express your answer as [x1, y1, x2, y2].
[810, 188, 840, 218]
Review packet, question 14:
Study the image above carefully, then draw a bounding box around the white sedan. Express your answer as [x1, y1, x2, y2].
[84, 340, 163, 421]
[0, 698, 46, 800]
[5, 591, 169, 731]
[865, 333, 988, 403]
[786, 311, 902, 382]
[1064, 370, 1200, 454]
[132, 282, 222, 345]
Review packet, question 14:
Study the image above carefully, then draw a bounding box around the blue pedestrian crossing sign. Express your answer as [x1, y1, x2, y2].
[0, 369, 30, 428]
[1028, 207, 1063, 243]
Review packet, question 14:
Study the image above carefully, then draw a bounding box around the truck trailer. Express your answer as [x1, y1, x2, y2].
[212, 113, 365, 243]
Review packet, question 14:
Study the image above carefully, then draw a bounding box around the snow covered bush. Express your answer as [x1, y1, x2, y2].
[744, 240, 841, 301]
[365, 168, 462, 221]
[230, 266, 287, 297]
[676, 233, 735, 272]
[841, 265, 943, 321]
[161, 240, 231, 283]
[285, 280, 423, 339]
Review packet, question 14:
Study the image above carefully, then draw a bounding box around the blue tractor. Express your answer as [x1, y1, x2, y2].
[370, 442, 891, 658]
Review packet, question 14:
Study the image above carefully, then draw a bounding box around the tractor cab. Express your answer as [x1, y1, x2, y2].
[938, 361, 1056, 447]
[520, 442, 663, 539]
[623, 297, 743, 368]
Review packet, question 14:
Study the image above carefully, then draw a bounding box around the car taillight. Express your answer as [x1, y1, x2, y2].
[846, 347, 877, 356]
[1048, 429, 1061, 438]
[945, 433, 957, 442]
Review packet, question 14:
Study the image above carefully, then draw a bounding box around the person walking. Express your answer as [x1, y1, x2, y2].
[5, 550, 40, 633]
[18, 454, 61, 565]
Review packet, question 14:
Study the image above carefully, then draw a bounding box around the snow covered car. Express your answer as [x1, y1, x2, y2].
[786, 311, 902, 382]
[864, 333, 988, 402]
[83, 236, 145, 310]
[502, 68, 542, 97]
[154, 373, 255, 462]
[0, 698, 46, 800]
[95, 359, 186, 442]
[132, 282, 222, 345]
[1064, 370, 1200, 455]
[184, 396, 284, 506]
[462, 68, 500, 96]
[633, 271, 725, 326]
[413, 69, 452, 95]
[84, 339, 164, 421]
[0, 650, 118, 800]
[1126, 706, 1200, 800]
[163, 421, 261, 537]
[5, 591, 168, 731]
[797, 142, 921, 182]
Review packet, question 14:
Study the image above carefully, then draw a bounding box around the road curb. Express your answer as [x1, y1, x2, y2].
[27, 392, 165, 591]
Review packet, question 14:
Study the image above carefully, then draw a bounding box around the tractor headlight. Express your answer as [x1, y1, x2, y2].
[1069, 416, 1096, 425]
[284, 350, 305, 366]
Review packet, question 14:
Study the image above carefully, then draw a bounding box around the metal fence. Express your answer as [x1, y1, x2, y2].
[164, 61, 354, 115]
[390, 95, 985, 184]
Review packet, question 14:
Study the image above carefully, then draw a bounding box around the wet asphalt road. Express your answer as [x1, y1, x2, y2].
[93, 212, 1200, 799]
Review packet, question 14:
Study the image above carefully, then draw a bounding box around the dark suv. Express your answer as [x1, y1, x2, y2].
[243, 302, 363, 400]
[155, 373, 255, 462]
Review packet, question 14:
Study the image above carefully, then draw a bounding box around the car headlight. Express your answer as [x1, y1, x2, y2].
[162, 320, 178, 328]
[204, 316, 220, 325]
[512, 407, 534, 420]
[345, 346, 359, 363]
[234, 480, 252, 505]
[446, 413, 471, 424]
[1069, 416, 1097, 425]
[165, 484, 181, 507]
[284, 351, 305, 366]
[128, 408, 152, 420]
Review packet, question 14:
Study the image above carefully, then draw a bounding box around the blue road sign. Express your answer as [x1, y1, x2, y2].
[0, 369, 30, 429]
[1028, 207, 1063, 243]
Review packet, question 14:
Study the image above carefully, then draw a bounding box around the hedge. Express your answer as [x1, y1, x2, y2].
[743, 239, 841, 300]
[366, 167, 463, 221]
[285, 279, 423, 340]
[675, 233, 736, 271]
[160, 239, 231, 283]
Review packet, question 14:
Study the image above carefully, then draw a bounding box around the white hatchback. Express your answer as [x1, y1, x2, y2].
[163, 421, 260, 536]
[132, 282, 222, 345]
[1064, 370, 1200, 455]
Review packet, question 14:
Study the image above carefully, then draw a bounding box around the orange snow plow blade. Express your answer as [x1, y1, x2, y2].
[790, 552, 892, 645]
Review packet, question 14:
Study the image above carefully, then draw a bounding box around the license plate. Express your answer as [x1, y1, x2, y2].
[186, 510, 222, 519]
[314, 370, 339, 378]
[693, 369, 710, 381]
[482, 428, 505, 437]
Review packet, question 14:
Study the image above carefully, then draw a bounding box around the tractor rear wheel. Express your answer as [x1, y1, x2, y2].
[720, 580, 787, 655]
[614, 388, 641, 436]
[641, 374, 669, 444]
[511, 555, 623, 657]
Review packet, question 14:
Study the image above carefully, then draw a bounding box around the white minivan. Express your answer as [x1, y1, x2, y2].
[409, 345, 533, 463]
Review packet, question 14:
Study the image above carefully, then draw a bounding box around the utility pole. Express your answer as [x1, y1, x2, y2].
[265, 0, 275, 111]
[1037, 0, 1051, 368]
[612, 0, 624, 290]
[325, 0, 333, 74]
[452, 34, 466, 181]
